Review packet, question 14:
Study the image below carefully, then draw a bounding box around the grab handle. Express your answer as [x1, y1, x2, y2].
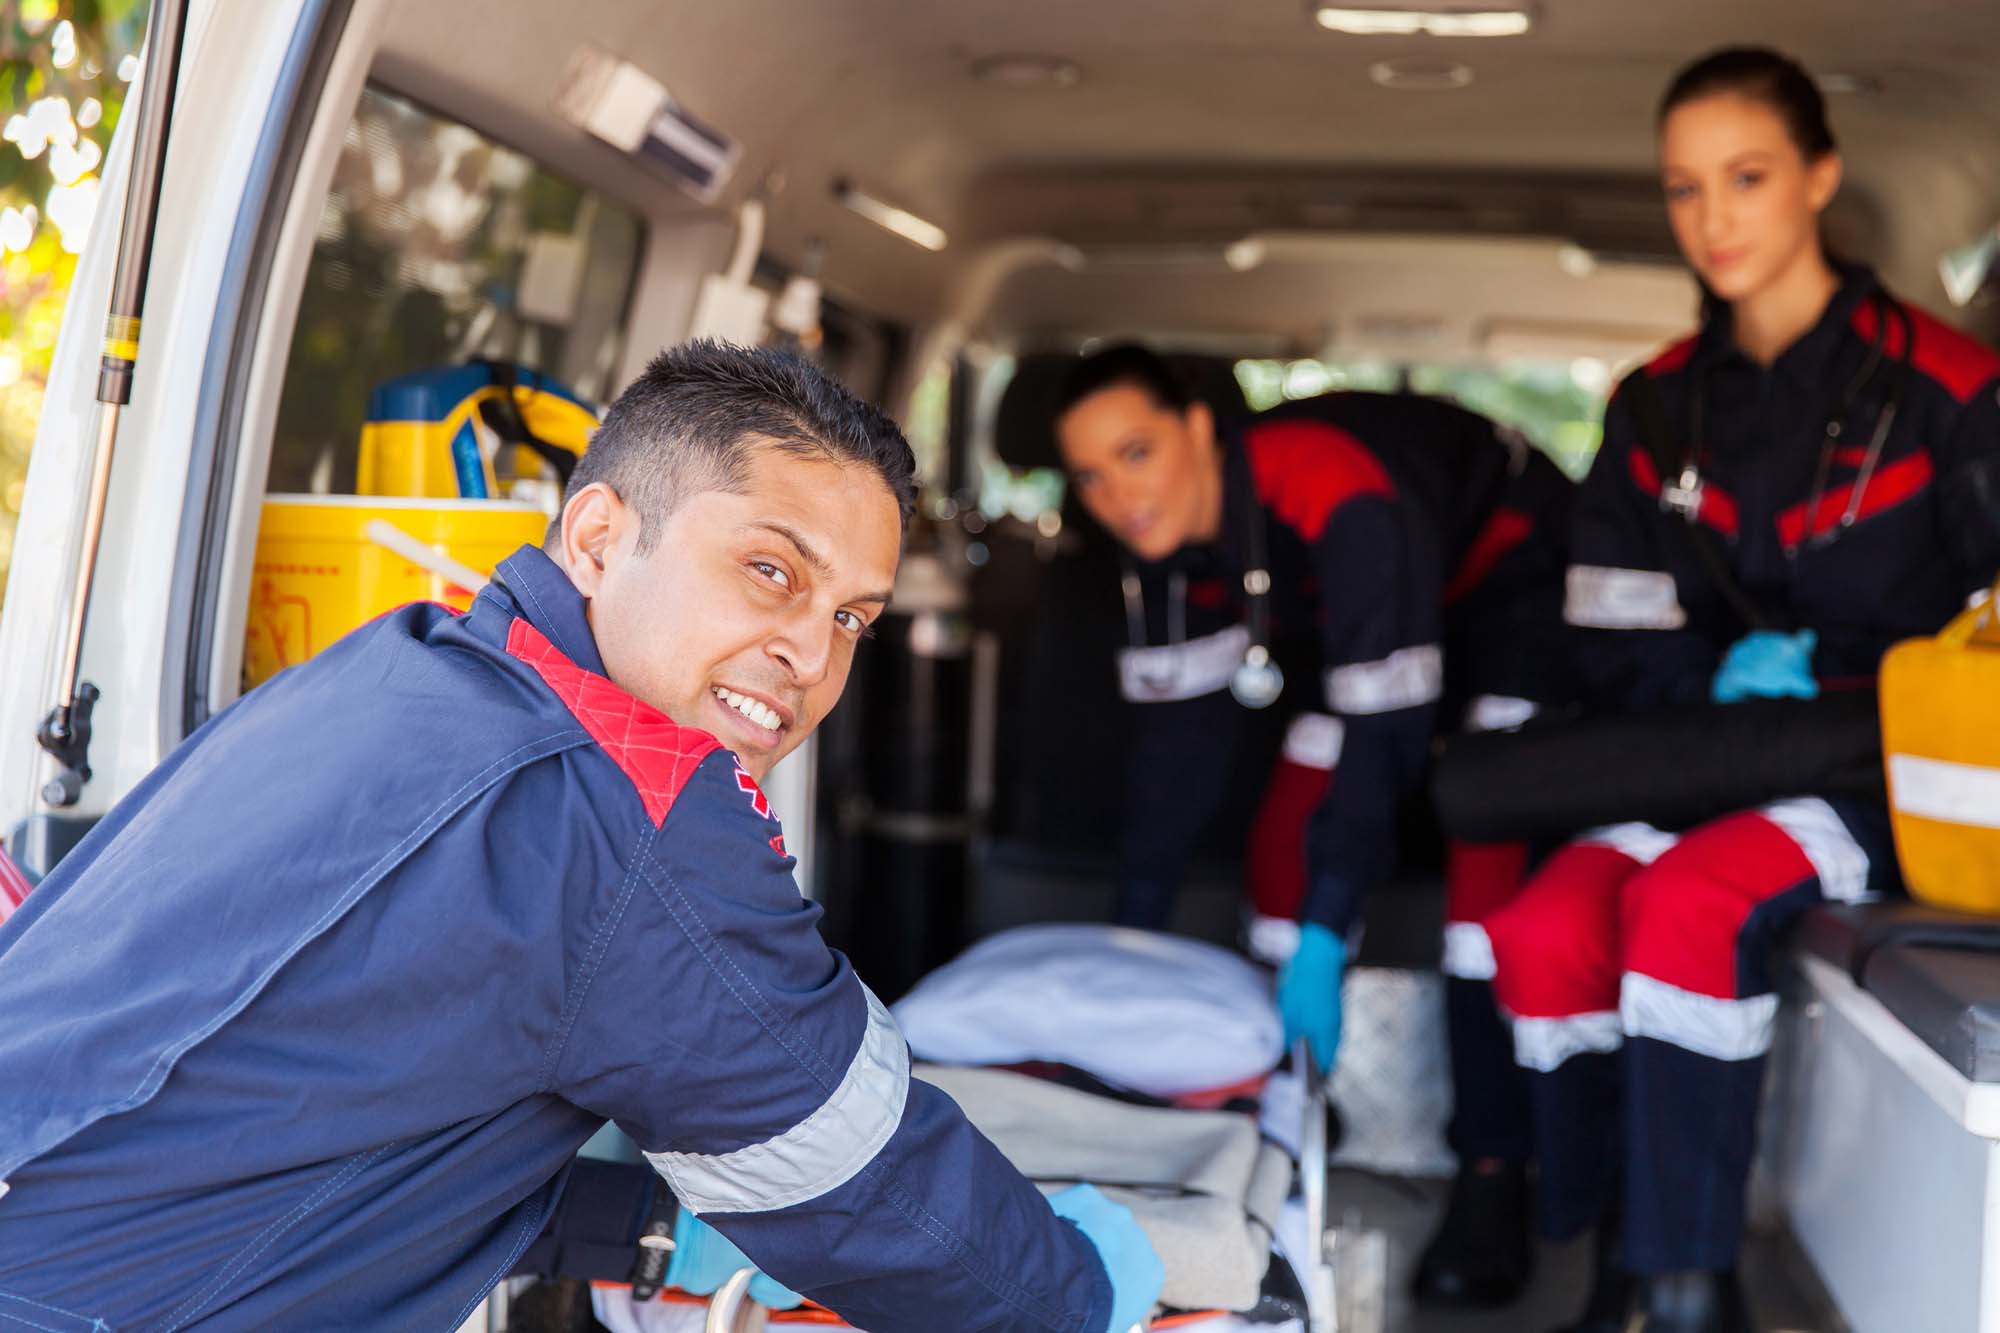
[363, 518, 491, 596]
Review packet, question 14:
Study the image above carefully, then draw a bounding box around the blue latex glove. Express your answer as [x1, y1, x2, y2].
[1050, 1184, 1165, 1333]
[664, 1210, 803, 1310]
[1711, 629, 1819, 704]
[1278, 923, 1347, 1075]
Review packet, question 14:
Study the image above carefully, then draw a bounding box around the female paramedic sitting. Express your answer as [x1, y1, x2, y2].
[0, 342, 1160, 1333]
[1052, 345, 1576, 1309]
[1481, 47, 2000, 1333]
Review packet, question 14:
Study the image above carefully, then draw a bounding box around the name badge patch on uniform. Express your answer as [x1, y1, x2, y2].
[1118, 625, 1251, 703]
[1564, 565, 1688, 630]
[1324, 643, 1443, 715]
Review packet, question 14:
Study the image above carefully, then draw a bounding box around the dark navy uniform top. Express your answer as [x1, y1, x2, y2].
[1567, 264, 2000, 712]
[1119, 393, 1574, 935]
[0, 547, 1110, 1333]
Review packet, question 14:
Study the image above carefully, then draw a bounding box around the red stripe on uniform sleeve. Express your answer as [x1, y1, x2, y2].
[1776, 452, 1934, 549]
[1853, 299, 2000, 405]
[0, 847, 32, 922]
[1444, 508, 1534, 605]
[1244, 419, 1396, 543]
[1626, 446, 1738, 536]
[1645, 335, 1699, 377]
[506, 618, 722, 826]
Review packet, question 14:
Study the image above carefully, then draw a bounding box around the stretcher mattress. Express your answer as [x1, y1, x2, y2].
[919, 1063, 1293, 1314]
[892, 923, 1284, 1098]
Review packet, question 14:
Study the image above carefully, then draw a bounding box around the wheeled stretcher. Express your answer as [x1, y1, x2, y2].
[517, 926, 1337, 1332]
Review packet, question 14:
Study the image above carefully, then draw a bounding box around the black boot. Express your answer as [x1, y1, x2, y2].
[1412, 1158, 1533, 1307]
[1552, 1218, 1633, 1333]
[1633, 1270, 1749, 1333]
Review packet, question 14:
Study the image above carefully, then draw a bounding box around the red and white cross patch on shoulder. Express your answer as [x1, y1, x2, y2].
[733, 760, 788, 858]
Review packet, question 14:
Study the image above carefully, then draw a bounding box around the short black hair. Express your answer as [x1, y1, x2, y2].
[1660, 47, 1836, 161]
[1052, 343, 1192, 423]
[552, 340, 917, 553]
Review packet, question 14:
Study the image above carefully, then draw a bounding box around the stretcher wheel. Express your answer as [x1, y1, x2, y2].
[703, 1267, 771, 1333]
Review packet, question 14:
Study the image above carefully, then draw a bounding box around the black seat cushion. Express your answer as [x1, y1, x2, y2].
[1794, 902, 2000, 1082]
[1862, 945, 2000, 1083]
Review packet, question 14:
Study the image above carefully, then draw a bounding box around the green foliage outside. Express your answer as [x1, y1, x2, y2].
[0, 0, 150, 611]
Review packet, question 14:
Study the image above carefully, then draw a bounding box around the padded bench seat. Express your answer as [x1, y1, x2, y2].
[1794, 901, 2000, 1083]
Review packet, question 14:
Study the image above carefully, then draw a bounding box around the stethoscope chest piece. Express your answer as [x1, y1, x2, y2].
[1229, 642, 1284, 709]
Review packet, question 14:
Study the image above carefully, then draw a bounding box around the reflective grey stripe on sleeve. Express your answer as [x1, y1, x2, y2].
[1280, 712, 1344, 771]
[1564, 565, 1687, 630]
[1323, 643, 1442, 714]
[1464, 694, 1539, 733]
[1118, 624, 1250, 703]
[646, 986, 911, 1214]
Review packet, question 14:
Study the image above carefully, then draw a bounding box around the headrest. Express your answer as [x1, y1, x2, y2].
[992, 352, 1251, 472]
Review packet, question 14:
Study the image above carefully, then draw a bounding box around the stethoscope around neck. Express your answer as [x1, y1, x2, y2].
[1118, 479, 1284, 709]
[1663, 286, 1915, 560]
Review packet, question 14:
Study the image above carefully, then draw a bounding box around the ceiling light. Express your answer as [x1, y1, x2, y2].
[1224, 238, 1267, 271]
[1315, 5, 1532, 37]
[1556, 243, 1598, 278]
[971, 53, 1082, 87]
[834, 179, 948, 252]
[1814, 71, 1881, 97]
[1369, 57, 1475, 90]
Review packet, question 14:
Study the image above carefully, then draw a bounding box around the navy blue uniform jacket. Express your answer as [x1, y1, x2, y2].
[0, 547, 1110, 1332]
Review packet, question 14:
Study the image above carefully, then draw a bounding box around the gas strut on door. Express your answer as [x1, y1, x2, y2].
[34, 0, 194, 810]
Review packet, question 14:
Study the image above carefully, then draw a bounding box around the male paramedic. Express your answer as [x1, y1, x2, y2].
[0, 342, 1162, 1333]
[1053, 345, 1575, 1309]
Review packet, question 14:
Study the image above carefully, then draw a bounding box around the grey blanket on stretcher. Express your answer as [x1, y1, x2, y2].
[917, 1064, 1293, 1313]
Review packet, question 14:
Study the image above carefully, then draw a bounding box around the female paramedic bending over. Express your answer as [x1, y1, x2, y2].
[1482, 46, 2000, 1333]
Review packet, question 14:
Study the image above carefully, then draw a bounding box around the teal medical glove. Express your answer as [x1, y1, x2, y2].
[1050, 1183, 1164, 1333]
[1712, 629, 1819, 704]
[664, 1210, 804, 1310]
[1278, 922, 1347, 1075]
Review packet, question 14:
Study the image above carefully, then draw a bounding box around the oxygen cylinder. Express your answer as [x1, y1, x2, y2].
[845, 550, 974, 1000]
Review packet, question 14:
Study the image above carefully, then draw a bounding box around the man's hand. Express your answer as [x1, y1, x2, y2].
[1278, 923, 1347, 1074]
[1711, 629, 1818, 704]
[1048, 1184, 1164, 1333]
[665, 1210, 804, 1310]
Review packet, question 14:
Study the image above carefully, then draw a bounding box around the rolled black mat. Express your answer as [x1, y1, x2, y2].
[1432, 689, 1884, 842]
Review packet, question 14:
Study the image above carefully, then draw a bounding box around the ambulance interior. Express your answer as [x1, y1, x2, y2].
[106, 0, 2000, 1329]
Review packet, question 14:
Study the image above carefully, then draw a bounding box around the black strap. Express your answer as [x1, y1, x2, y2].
[1619, 371, 1775, 632]
[475, 360, 582, 488]
[625, 1176, 680, 1300]
[1849, 918, 2000, 987]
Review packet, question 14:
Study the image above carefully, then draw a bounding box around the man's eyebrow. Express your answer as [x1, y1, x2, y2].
[745, 520, 832, 577]
[745, 520, 894, 605]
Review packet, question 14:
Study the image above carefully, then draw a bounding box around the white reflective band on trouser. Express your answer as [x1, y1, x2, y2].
[1324, 643, 1443, 715]
[1564, 565, 1688, 630]
[1509, 1010, 1622, 1072]
[1247, 914, 1302, 966]
[1759, 797, 1872, 903]
[646, 987, 911, 1214]
[1620, 972, 1778, 1062]
[1441, 922, 1495, 980]
[1464, 694, 1539, 734]
[1118, 625, 1251, 703]
[1890, 754, 2000, 831]
[1281, 712, 1345, 771]
[1577, 821, 1678, 866]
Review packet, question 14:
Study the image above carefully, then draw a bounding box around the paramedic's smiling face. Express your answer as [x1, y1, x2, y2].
[557, 444, 900, 783]
[1057, 383, 1221, 563]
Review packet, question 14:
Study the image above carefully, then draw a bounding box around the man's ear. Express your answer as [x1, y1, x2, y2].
[1807, 150, 1843, 215]
[1186, 400, 1217, 454]
[554, 482, 623, 598]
